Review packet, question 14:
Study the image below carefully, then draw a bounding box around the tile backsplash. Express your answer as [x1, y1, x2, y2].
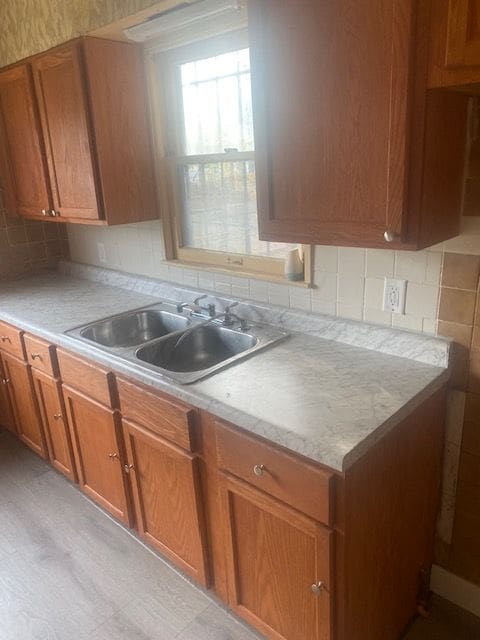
[0, 200, 69, 279]
[67, 216, 480, 335]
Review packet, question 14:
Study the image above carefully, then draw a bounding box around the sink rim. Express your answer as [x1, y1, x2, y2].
[64, 301, 290, 384]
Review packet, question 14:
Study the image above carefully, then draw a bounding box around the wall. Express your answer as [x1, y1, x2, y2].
[0, 192, 69, 279]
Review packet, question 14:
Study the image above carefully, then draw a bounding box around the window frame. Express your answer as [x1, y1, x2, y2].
[146, 30, 312, 283]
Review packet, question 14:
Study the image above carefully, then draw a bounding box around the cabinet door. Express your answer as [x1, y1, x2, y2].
[0, 356, 16, 434]
[445, 0, 480, 67]
[1, 352, 47, 457]
[249, 0, 414, 247]
[63, 385, 132, 525]
[0, 64, 52, 218]
[221, 473, 332, 640]
[123, 418, 209, 586]
[33, 370, 76, 481]
[32, 43, 101, 221]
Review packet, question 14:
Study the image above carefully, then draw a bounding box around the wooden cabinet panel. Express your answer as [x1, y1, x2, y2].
[1, 352, 47, 458]
[117, 377, 196, 451]
[32, 43, 100, 221]
[221, 473, 332, 640]
[0, 64, 51, 218]
[123, 418, 209, 586]
[0, 357, 16, 434]
[0, 320, 25, 360]
[445, 0, 480, 68]
[33, 370, 76, 481]
[429, 0, 480, 87]
[249, 0, 414, 247]
[24, 334, 58, 376]
[83, 38, 157, 225]
[63, 384, 131, 525]
[57, 349, 113, 407]
[216, 420, 333, 526]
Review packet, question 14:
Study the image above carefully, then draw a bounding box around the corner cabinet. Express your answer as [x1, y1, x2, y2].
[249, 0, 469, 249]
[0, 37, 157, 225]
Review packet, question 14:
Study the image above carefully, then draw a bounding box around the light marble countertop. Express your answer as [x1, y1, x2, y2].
[0, 271, 450, 472]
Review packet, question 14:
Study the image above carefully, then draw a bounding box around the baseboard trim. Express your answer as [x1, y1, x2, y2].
[430, 564, 480, 618]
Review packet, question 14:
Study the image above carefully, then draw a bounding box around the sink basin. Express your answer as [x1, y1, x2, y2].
[66, 301, 289, 383]
[136, 325, 258, 372]
[79, 309, 189, 348]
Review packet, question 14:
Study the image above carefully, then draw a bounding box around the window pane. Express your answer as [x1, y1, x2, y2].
[178, 161, 292, 259]
[179, 48, 254, 155]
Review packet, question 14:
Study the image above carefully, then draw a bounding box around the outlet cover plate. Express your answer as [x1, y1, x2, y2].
[383, 278, 407, 314]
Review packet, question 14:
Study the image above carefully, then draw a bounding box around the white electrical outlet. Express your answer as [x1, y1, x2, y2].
[97, 242, 107, 264]
[383, 278, 407, 314]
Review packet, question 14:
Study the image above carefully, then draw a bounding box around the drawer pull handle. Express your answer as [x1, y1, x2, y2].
[124, 464, 134, 474]
[31, 353, 42, 361]
[53, 413, 63, 421]
[108, 452, 119, 460]
[311, 582, 325, 595]
[1, 336, 11, 343]
[253, 464, 266, 477]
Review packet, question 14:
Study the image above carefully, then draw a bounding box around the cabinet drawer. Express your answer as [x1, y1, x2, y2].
[24, 334, 58, 376]
[0, 321, 25, 359]
[216, 421, 333, 526]
[57, 349, 113, 407]
[117, 377, 196, 451]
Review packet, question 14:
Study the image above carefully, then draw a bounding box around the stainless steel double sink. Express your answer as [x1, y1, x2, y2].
[65, 302, 289, 384]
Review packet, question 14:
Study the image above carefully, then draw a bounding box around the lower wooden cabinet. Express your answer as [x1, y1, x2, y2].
[32, 369, 76, 481]
[220, 473, 332, 640]
[0, 329, 446, 640]
[63, 384, 132, 525]
[123, 418, 209, 586]
[0, 357, 16, 434]
[1, 351, 47, 457]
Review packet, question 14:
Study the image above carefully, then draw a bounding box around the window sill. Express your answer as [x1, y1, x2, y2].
[164, 259, 313, 288]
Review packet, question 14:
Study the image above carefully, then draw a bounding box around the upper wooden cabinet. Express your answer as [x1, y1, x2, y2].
[0, 64, 52, 218]
[0, 37, 158, 225]
[249, 0, 469, 249]
[429, 0, 480, 88]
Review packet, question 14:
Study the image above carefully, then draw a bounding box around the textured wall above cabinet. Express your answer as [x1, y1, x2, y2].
[249, 0, 469, 250]
[0, 37, 158, 225]
[0, 0, 160, 68]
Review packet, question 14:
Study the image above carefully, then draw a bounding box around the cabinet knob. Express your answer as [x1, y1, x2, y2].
[253, 464, 266, 477]
[124, 463, 134, 474]
[108, 452, 119, 460]
[1, 378, 10, 385]
[51, 210, 60, 217]
[384, 230, 400, 243]
[311, 582, 325, 595]
[41, 209, 47, 216]
[31, 353, 42, 361]
[53, 413, 63, 421]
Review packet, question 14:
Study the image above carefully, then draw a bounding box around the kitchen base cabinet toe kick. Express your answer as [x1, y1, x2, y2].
[0, 328, 446, 640]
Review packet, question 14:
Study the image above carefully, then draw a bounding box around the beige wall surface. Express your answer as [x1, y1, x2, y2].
[0, 0, 158, 66]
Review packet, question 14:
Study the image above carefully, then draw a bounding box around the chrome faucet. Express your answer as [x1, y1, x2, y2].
[176, 294, 216, 318]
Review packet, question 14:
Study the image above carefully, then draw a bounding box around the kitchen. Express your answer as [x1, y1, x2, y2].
[0, 1, 479, 639]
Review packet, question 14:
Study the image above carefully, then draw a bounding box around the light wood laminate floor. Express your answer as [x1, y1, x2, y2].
[1, 429, 478, 640]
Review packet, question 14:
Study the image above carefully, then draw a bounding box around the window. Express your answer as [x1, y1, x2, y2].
[150, 31, 310, 281]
